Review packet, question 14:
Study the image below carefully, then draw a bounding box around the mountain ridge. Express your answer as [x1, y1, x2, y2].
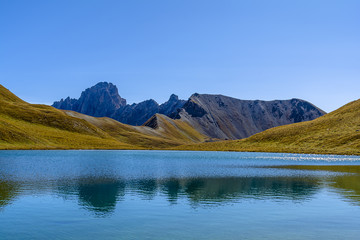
[53, 82, 325, 138]
[172, 93, 326, 139]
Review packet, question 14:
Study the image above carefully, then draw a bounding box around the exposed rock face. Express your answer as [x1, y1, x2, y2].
[52, 82, 126, 117]
[159, 94, 187, 116]
[52, 97, 78, 111]
[143, 114, 159, 129]
[172, 94, 326, 140]
[113, 99, 160, 126]
[53, 82, 185, 126]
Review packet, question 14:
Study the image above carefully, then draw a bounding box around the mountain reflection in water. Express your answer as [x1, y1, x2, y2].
[1, 151, 360, 218]
[1, 174, 352, 216]
[271, 165, 360, 205]
[0, 180, 19, 208]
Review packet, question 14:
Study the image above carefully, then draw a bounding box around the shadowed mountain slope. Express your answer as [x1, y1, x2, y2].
[112, 95, 186, 126]
[175, 98, 360, 155]
[172, 94, 326, 140]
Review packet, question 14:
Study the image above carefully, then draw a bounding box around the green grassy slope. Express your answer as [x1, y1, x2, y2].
[0, 84, 206, 150]
[175, 99, 360, 155]
[0, 85, 137, 149]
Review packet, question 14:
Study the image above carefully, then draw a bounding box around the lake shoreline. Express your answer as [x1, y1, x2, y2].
[0, 147, 360, 157]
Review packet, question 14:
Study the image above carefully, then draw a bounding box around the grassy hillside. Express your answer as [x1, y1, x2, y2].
[175, 99, 360, 155]
[0, 85, 136, 149]
[0, 84, 206, 150]
[65, 112, 207, 149]
[141, 114, 207, 142]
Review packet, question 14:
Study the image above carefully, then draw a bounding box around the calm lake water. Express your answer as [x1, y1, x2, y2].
[1, 150, 360, 239]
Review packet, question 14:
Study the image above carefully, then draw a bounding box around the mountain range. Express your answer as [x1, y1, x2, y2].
[2, 82, 358, 155]
[53, 82, 325, 140]
[53, 82, 186, 126]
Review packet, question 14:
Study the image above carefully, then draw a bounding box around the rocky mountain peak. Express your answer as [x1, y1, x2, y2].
[80, 81, 127, 107]
[169, 94, 179, 101]
[52, 82, 126, 117]
[159, 94, 186, 116]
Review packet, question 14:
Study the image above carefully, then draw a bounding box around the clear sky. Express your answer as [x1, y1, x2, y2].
[1, 0, 359, 112]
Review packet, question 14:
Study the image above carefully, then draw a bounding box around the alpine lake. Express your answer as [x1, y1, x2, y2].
[1, 150, 360, 239]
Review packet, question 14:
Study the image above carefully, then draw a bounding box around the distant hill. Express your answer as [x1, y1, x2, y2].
[0, 84, 205, 150]
[53, 82, 186, 126]
[171, 93, 325, 139]
[175, 98, 360, 155]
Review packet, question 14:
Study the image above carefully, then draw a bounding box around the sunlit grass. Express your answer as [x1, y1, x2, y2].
[0, 84, 206, 150]
[174, 99, 360, 155]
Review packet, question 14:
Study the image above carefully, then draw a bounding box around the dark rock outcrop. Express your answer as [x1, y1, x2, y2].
[143, 114, 159, 129]
[113, 99, 160, 126]
[172, 94, 326, 140]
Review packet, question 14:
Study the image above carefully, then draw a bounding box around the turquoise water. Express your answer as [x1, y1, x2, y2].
[1, 150, 360, 239]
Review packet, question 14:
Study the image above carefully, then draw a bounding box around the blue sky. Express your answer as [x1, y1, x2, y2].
[1, 0, 359, 112]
